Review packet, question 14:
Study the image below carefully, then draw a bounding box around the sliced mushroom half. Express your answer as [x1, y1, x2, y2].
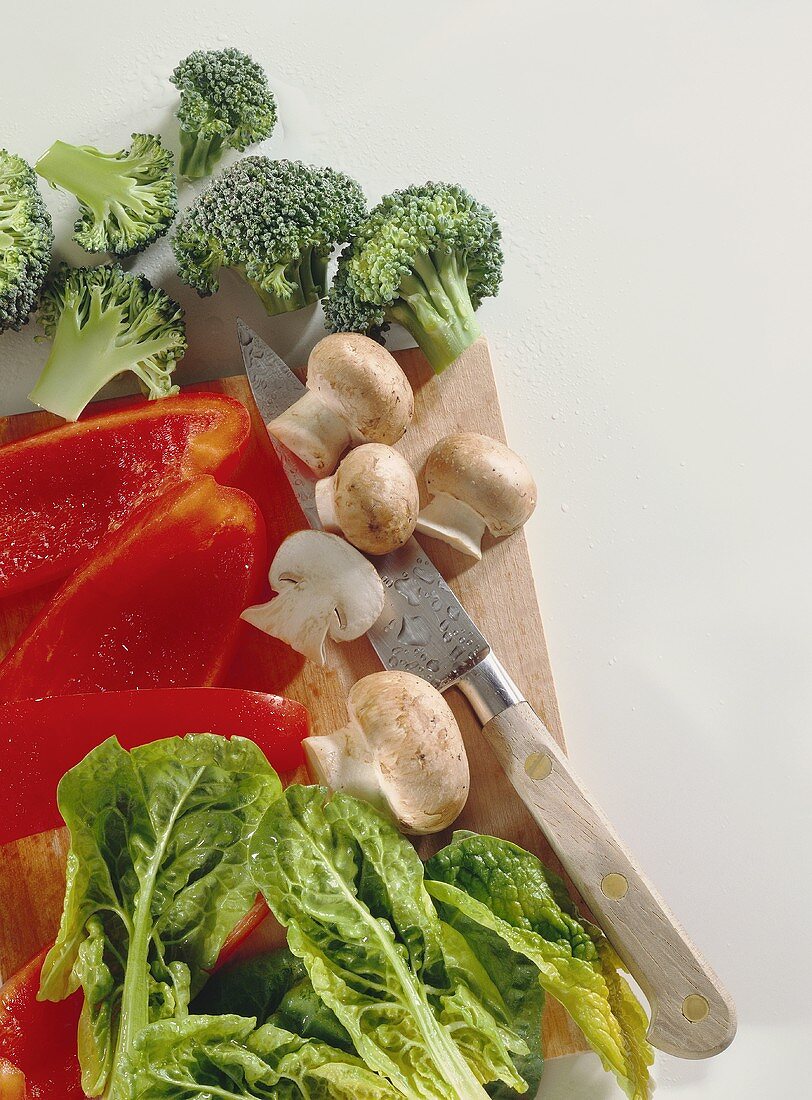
[241, 530, 385, 665]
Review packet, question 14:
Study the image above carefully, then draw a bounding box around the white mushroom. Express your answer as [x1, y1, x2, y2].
[315, 444, 420, 556]
[268, 334, 414, 475]
[240, 530, 385, 666]
[415, 432, 537, 559]
[304, 670, 469, 835]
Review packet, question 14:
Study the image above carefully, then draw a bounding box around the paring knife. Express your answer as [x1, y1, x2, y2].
[238, 320, 737, 1060]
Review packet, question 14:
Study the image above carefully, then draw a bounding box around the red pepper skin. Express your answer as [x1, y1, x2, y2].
[0, 394, 251, 599]
[0, 475, 265, 702]
[0, 947, 83, 1099]
[0, 688, 308, 846]
[217, 897, 272, 967]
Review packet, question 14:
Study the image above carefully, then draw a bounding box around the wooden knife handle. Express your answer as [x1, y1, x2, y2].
[481, 701, 737, 1059]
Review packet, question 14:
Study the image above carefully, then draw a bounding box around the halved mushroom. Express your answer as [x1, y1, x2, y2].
[415, 432, 537, 559]
[268, 334, 414, 475]
[240, 530, 385, 665]
[304, 670, 469, 835]
[315, 443, 420, 556]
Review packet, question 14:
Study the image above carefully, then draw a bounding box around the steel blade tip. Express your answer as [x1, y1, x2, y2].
[236, 317, 254, 344]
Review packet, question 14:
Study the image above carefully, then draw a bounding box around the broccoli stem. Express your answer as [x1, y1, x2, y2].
[36, 142, 130, 224]
[239, 249, 327, 316]
[310, 251, 330, 300]
[243, 274, 306, 316]
[178, 130, 225, 181]
[298, 251, 319, 305]
[0, 191, 16, 242]
[390, 249, 482, 373]
[29, 291, 178, 422]
[298, 248, 329, 306]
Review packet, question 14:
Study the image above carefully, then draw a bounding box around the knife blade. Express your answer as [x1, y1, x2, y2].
[238, 320, 737, 1059]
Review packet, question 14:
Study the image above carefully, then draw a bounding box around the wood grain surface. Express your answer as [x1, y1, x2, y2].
[0, 339, 587, 1058]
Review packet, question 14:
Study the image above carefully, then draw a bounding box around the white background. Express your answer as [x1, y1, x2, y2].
[2, 2, 810, 1096]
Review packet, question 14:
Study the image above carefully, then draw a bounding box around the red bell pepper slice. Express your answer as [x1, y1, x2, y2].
[215, 897, 272, 968]
[0, 393, 251, 599]
[0, 688, 308, 846]
[0, 948, 83, 1099]
[0, 475, 265, 702]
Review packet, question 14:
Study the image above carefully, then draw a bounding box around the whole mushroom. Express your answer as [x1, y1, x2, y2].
[268, 333, 414, 475]
[415, 432, 537, 559]
[304, 670, 469, 835]
[240, 530, 385, 665]
[315, 443, 420, 556]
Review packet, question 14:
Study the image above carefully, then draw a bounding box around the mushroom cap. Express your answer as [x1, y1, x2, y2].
[329, 444, 420, 555]
[424, 432, 537, 537]
[307, 333, 414, 445]
[345, 670, 469, 834]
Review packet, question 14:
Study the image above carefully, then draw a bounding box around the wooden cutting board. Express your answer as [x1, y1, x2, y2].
[0, 338, 587, 1059]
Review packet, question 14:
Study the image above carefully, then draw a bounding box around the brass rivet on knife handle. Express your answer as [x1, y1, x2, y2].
[524, 752, 552, 780]
[600, 872, 629, 900]
[480, 701, 737, 1059]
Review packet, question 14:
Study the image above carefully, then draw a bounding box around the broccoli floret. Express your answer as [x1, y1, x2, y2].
[30, 263, 187, 422]
[324, 182, 503, 373]
[0, 149, 54, 333]
[171, 48, 277, 180]
[172, 156, 365, 316]
[35, 134, 177, 256]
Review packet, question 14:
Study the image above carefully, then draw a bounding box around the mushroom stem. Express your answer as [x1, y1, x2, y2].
[304, 726, 387, 809]
[241, 587, 334, 666]
[314, 474, 341, 535]
[268, 390, 353, 475]
[415, 492, 488, 559]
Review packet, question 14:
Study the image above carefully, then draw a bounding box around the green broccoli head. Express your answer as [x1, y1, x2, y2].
[324, 182, 503, 373]
[35, 134, 177, 256]
[171, 48, 277, 180]
[0, 149, 54, 334]
[30, 263, 186, 421]
[172, 156, 366, 316]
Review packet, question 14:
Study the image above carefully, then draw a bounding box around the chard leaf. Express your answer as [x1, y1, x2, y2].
[426, 833, 654, 1100]
[38, 734, 281, 1099]
[274, 975, 356, 1053]
[121, 1014, 399, 1098]
[249, 785, 530, 1100]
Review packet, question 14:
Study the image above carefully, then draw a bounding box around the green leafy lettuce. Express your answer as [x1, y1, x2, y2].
[194, 940, 543, 1100]
[121, 1015, 399, 1098]
[438, 920, 544, 1100]
[38, 734, 281, 1099]
[192, 946, 354, 1052]
[249, 785, 539, 1099]
[426, 832, 654, 1100]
